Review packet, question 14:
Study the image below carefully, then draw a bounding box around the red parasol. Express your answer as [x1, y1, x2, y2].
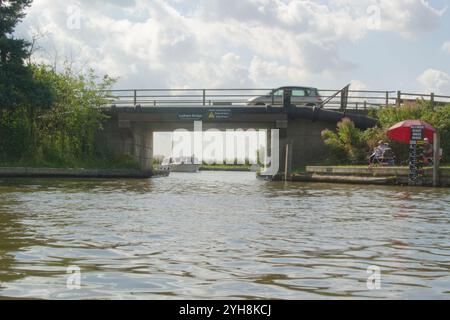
[387, 120, 436, 144]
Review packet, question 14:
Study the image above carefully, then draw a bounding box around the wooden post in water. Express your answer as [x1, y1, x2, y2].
[430, 92, 435, 110]
[289, 141, 293, 177]
[284, 143, 289, 181]
[433, 132, 440, 187]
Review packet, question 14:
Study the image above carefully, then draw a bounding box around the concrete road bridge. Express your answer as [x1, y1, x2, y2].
[98, 88, 449, 174]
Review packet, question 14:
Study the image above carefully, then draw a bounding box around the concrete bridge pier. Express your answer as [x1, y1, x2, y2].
[131, 124, 153, 172]
[263, 123, 291, 177]
[287, 118, 331, 168]
[105, 103, 377, 176]
[265, 129, 272, 161]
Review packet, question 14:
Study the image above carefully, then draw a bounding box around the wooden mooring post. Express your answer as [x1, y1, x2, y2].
[284, 141, 293, 181]
[430, 92, 435, 110]
[396, 91, 401, 108]
[284, 143, 289, 181]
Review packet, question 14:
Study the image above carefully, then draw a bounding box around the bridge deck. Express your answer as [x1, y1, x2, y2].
[100, 88, 450, 111]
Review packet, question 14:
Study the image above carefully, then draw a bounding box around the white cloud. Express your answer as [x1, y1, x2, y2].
[377, 0, 445, 38]
[349, 80, 368, 91]
[249, 56, 309, 86]
[330, 0, 445, 38]
[417, 69, 450, 94]
[14, 0, 447, 89]
[443, 41, 450, 54]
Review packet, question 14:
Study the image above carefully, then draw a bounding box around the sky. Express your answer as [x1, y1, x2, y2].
[12, 0, 450, 160]
[14, 0, 450, 94]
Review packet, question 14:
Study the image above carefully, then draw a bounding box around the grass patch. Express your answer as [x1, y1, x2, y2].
[0, 154, 139, 170]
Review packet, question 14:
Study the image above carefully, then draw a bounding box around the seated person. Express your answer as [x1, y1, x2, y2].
[422, 138, 433, 165]
[381, 145, 395, 165]
[369, 140, 389, 165]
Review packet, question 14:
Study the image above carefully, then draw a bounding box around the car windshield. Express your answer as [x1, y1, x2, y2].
[270, 88, 318, 97]
[306, 88, 318, 96]
[271, 89, 283, 96]
[292, 89, 306, 97]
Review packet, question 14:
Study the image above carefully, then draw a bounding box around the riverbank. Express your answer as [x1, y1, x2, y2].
[0, 167, 168, 179]
[289, 166, 450, 187]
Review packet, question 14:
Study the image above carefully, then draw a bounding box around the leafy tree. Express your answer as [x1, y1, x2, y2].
[0, 2, 133, 168]
[0, 0, 52, 110]
[0, 0, 53, 158]
[0, 0, 32, 34]
[1, 0, 31, 107]
[31, 64, 116, 164]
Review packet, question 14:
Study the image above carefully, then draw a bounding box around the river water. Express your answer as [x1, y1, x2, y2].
[0, 172, 448, 299]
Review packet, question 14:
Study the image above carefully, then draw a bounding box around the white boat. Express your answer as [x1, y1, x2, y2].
[159, 156, 200, 173]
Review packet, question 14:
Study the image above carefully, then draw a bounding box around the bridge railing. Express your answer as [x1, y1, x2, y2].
[100, 88, 450, 110]
[103, 89, 274, 107]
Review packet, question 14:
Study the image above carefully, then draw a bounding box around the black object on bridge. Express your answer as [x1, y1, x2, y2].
[340, 84, 350, 113]
[283, 88, 292, 109]
[319, 83, 350, 109]
[289, 106, 377, 129]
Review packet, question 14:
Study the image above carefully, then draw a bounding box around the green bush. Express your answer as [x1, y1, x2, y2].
[321, 117, 367, 164]
[0, 1, 138, 169]
[0, 64, 137, 169]
[31, 64, 116, 162]
[371, 100, 450, 164]
[0, 108, 32, 160]
[152, 155, 165, 166]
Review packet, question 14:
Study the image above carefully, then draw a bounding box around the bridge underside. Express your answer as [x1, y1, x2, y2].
[99, 105, 376, 174]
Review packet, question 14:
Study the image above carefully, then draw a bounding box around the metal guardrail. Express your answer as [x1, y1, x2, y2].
[100, 88, 450, 110]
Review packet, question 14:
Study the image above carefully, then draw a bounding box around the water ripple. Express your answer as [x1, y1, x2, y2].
[0, 172, 449, 299]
